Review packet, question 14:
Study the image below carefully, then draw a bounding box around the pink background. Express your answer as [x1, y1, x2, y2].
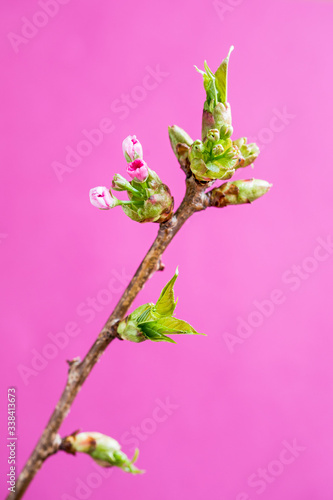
[1, 0, 333, 499]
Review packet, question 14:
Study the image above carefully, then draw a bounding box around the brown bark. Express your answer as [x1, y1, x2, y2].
[9, 163, 212, 499]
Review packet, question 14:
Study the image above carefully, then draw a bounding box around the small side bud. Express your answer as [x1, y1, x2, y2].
[168, 125, 193, 160]
[60, 432, 143, 474]
[209, 179, 272, 207]
[122, 135, 143, 163]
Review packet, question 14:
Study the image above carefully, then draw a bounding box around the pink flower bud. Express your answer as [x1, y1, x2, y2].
[89, 186, 116, 210]
[122, 135, 143, 162]
[127, 159, 149, 182]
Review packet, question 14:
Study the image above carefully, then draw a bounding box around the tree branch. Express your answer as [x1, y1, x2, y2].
[9, 169, 211, 500]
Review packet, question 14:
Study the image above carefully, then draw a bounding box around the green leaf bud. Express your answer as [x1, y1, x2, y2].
[209, 179, 272, 207]
[117, 269, 203, 344]
[168, 125, 193, 163]
[61, 432, 143, 474]
[196, 47, 234, 140]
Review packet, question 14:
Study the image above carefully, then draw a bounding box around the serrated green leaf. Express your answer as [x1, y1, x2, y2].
[140, 316, 202, 338]
[215, 46, 234, 104]
[154, 269, 179, 317]
[156, 316, 201, 335]
[139, 323, 177, 343]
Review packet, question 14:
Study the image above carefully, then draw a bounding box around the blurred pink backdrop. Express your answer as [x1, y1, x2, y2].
[1, 0, 333, 499]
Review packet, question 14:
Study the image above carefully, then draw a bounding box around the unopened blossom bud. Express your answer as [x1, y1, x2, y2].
[233, 138, 260, 168]
[189, 140, 205, 160]
[232, 137, 246, 149]
[89, 187, 118, 210]
[188, 140, 210, 180]
[112, 173, 134, 192]
[127, 159, 149, 182]
[206, 129, 220, 142]
[61, 431, 143, 474]
[209, 179, 272, 207]
[92, 136, 174, 223]
[112, 174, 142, 197]
[168, 125, 193, 162]
[212, 144, 224, 156]
[220, 123, 233, 139]
[122, 135, 143, 162]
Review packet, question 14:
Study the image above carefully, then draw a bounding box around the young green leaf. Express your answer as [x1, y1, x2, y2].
[139, 316, 202, 343]
[139, 322, 177, 343]
[117, 269, 203, 343]
[195, 63, 218, 111]
[152, 316, 201, 335]
[154, 268, 179, 317]
[215, 45, 234, 104]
